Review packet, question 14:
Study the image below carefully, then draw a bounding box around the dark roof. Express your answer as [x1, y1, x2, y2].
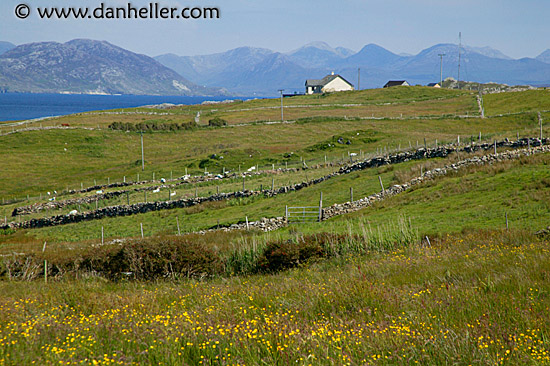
[384, 80, 409, 88]
[305, 74, 354, 88]
[427, 82, 440, 87]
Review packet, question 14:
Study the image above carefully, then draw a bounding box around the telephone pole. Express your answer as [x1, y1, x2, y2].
[358, 68, 361, 91]
[457, 32, 462, 89]
[278, 89, 284, 122]
[438, 53, 446, 86]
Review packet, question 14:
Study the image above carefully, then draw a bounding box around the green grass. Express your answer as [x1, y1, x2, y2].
[0, 113, 541, 198]
[0, 229, 548, 365]
[484, 89, 550, 116]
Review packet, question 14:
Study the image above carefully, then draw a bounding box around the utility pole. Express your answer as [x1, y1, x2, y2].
[140, 131, 145, 171]
[457, 32, 462, 89]
[278, 89, 284, 122]
[438, 53, 446, 86]
[358, 68, 361, 91]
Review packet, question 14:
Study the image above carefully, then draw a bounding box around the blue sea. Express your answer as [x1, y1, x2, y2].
[0, 93, 238, 122]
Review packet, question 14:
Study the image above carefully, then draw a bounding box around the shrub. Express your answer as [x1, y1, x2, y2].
[208, 117, 228, 127]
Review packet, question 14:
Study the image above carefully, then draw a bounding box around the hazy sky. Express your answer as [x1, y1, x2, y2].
[1, 0, 548, 58]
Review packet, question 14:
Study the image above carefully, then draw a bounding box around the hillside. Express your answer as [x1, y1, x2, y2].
[1, 87, 550, 365]
[0, 39, 228, 96]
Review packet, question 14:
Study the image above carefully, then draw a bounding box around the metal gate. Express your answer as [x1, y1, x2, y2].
[285, 205, 322, 223]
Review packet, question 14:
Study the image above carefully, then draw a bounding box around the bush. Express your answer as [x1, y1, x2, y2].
[208, 117, 228, 127]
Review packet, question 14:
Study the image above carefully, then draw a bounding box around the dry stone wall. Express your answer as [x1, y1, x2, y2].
[2, 138, 546, 232]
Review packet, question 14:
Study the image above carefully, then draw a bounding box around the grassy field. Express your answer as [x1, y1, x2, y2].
[1, 87, 550, 365]
[0, 229, 548, 365]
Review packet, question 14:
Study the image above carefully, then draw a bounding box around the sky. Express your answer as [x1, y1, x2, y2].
[0, 0, 548, 58]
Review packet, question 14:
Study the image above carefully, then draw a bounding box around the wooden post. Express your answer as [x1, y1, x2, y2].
[285, 162, 288, 169]
[170, 170, 173, 180]
[245, 216, 249, 230]
[539, 112, 543, 140]
[379, 176, 385, 193]
[457, 135, 460, 145]
[195, 186, 198, 197]
[137, 173, 140, 182]
[350, 187, 353, 202]
[505, 212, 509, 230]
[272, 163, 275, 170]
[168, 189, 170, 201]
[95, 200, 98, 210]
[242, 177, 245, 192]
[185, 168, 187, 176]
[424, 138, 427, 149]
[318, 192, 323, 222]
[140, 223, 144, 238]
[324, 155, 327, 166]
[126, 192, 130, 205]
[238, 164, 241, 173]
[435, 139, 438, 148]
[421, 166, 423, 176]
[285, 205, 288, 220]
[94, 179, 96, 186]
[43, 242, 47, 283]
[271, 178, 274, 191]
[101, 226, 104, 245]
[528, 138, 530, 150]
[494, 140, 497, 154]
[145, 191, 147, 203]
[176, 217, 181, 236]
[153, 172, 155, 181]
[479, 132, 481, 142]
[81, 182, 83, 190]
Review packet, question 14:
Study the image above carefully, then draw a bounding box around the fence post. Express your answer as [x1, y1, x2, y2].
[494, 140, 497, 154]
[350, 187, 353, 202]
[242, 177, 245, 192]
[271, 178, 274, 191]
[176, 217, 181, 236]
[140, 223, 144, 238]
[43, 242, 47, 284]
[285, 205, 288, 221]
[379, 176, 385, 193]
[318, 192, 323, 222]
[505, 212, 509, 230]
[101, 226, 104, 245]
[539, 112, 543, 140]
[246, 216, 249, 230]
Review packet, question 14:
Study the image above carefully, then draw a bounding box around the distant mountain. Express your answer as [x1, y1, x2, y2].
[286, 42, 353, 68]
[464, 46, 512, 60]
[155, 41, 550, 95]
[344, 43, 404, 68]
[0, 39, 228, 96]
[0, 42, 15, 55]
[536, 49, 550, 64]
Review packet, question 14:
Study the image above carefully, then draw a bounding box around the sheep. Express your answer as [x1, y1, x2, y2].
[152, 188, 160, 193]
[67, 210, 78, 216]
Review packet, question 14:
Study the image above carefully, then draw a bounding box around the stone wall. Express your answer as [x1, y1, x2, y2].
[2, 138, 546, 232]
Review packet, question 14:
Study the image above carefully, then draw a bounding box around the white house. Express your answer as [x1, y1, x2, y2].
[305, 73, 354, 94]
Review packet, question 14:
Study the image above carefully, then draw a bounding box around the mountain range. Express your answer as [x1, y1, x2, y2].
[2, 39, 550, 96]
[0, 39, 228, 96]
[155, 42, 550, 95]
